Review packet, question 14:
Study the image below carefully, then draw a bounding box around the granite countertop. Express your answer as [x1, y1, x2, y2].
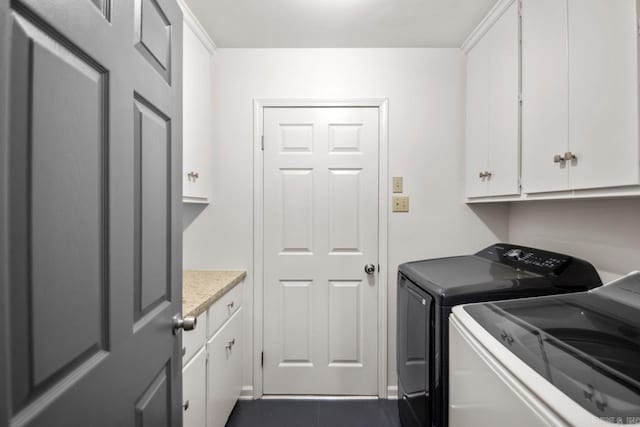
[182, 270, 246, 317]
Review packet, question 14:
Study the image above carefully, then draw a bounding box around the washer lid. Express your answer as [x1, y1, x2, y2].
[464, 284, 640, 420]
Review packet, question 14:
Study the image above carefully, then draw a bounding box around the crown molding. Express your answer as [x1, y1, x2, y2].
[177, 0, 217, 55]
[461, 0, 517, 54]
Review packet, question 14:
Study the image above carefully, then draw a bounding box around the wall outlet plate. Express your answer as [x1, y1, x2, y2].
[392, 196, 409, 212]
[392, 177, 403, 193]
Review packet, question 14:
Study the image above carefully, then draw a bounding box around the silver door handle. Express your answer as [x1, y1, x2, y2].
[172, 314, 197, 334]
[364, 264, 376, 275]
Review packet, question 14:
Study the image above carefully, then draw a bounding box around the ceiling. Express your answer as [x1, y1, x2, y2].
[183, 0, 499, 48]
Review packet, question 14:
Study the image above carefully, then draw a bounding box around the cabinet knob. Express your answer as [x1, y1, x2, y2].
[183, 400, 189, 411]
[564, 151, 578, 162]
[225, 338, 236, 350]
[187, 171, 200, 181]
[227, 301, 234, 309]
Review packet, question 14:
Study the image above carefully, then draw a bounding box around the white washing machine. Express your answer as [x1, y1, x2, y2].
[450, 272, 640, 426]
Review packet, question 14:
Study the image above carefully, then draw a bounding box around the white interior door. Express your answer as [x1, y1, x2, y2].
[262, 107, 379, 395]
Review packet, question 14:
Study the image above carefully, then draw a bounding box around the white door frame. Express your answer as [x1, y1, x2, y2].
[252, 99, 389, 398]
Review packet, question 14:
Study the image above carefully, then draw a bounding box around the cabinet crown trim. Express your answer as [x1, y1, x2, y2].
[177, 0, 217, 55]
[461, 0, 517, 54]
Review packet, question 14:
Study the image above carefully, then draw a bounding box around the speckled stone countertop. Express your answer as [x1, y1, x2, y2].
[182, 270, 246, 317]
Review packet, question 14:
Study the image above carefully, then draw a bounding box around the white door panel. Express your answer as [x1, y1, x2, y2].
[465, 36, 490, 198]
[487, 2, 520, 197]
[263, 107, 379, 395]
[568, 0, 639, 190]
[521, 0, 570, 194]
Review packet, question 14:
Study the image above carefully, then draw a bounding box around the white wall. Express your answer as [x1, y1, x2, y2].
[508, 198, 640, 284]
[182, 48, 509, 394]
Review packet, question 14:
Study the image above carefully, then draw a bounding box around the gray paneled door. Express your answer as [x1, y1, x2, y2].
[0, 0, 183, 426]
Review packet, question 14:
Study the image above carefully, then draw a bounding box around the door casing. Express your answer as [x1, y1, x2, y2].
[251, 99, 389, 399]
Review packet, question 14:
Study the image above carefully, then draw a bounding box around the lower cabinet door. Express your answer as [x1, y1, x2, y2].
[207, 308, 243, 427]
[183, 348, 207, 427]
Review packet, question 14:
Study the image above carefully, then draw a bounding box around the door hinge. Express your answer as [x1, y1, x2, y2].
[261, 351, 264, 367]
[261, 135, 264, 151]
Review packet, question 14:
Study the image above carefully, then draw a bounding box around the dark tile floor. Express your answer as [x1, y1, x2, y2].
[226, 399, 401, 427]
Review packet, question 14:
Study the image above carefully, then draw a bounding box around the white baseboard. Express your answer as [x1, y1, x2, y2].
[386, 385, 398, 400]
[262, 395, 379, 400]
[239, 385, 254, 400]
[241, 385, 399, 400]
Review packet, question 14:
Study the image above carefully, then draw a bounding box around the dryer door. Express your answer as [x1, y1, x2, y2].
[397, 273, 433, 427]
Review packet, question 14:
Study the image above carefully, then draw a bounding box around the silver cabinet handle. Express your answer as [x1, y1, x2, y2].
[227, 301, 234, 309]
[554, 152, 577, 164]
[479, 171, 492, 179]
[187, 171, 200, 181]
[364, 264, 376, 275]
[225, 338, 236, 350]
[183, 400, 189, 411]
[172, 314, 197, 334]
[479, 171, 485, 178]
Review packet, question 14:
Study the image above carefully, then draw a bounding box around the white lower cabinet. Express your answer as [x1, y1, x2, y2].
[183, 348, 207, 427]
[182, 282, 244, 427]
[207, 308, 243, 427]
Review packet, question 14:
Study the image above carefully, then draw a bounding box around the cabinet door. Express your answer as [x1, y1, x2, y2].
[465, 35, 490, 198]
[183, 23, 212, 203]
[521, 0, 570, 194]
[568, 0, 639, 190]
[183, 348, 207, 427]
[207, 308, 243, 427]
[487, 2, 520, 197]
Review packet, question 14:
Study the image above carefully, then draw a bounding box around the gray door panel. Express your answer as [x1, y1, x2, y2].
[0, 0, 183, 425]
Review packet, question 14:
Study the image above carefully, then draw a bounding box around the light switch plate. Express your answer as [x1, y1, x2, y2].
[392, 196, 409, 212]
[392, 177, 403, 193]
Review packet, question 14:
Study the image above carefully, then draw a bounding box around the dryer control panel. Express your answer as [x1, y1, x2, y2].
[475, 243, 601, 290]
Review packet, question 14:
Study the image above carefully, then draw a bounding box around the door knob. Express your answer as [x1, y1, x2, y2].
[364, 264, 376, 275]
[172, 314, 197, 334]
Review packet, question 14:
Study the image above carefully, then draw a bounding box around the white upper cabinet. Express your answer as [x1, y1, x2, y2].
[567, 0, 639, 191]
[521, 0, 570, 193]
[522, 0, 639, 194]
[182, 15, 215, 204]
[486, 3, 520, 197]
[465, 35, 490, 198]
[465, 1, 520, 199]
